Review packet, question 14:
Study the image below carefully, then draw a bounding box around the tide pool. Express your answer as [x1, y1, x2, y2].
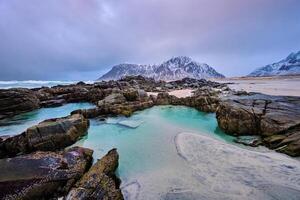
[73, 105, 300, 200]
[1, 104, 299, 199]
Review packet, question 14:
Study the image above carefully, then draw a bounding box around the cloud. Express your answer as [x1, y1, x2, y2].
[0, 0, 299, 80]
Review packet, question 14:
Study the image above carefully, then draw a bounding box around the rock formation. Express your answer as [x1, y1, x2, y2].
[216, 94, 300, 156]
[65, 149, 123, 200]
[0, 147, 93, 200]
[0, 114, 89, 158]
[0, 88, 40, 120]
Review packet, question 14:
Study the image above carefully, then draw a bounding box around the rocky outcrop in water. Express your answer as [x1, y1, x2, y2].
[216, 94, 300, 156]
[66, 149, 123, 200]
[0, 88, 40, 120]
[0, 146, 93, 200]
[73, 100, 155, 118]
[0, 114, 89, 158]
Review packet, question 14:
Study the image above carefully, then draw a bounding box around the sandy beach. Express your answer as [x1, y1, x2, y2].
[148, 75, 300, 98]
[211, 75, 300, 97]
[147, 89, 194, 98]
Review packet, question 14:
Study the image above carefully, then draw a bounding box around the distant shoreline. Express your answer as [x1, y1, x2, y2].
[211, 75, 300, 97]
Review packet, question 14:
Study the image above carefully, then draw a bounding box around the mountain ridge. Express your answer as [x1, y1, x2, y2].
[248, 51, 300, 77]
[98, 56, 225, 81]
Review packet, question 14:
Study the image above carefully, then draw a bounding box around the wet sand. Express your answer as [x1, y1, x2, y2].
[211, 76, 300, 97]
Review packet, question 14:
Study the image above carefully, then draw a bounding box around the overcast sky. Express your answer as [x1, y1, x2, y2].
[0, 0, 299, 80]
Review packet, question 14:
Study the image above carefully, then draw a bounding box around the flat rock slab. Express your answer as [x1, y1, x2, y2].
[118, 120, 144, 128]
[0, 146, 93, 200]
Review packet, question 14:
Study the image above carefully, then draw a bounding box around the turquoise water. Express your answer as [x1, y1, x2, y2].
[74, 106, 231, 176]
[71, 106, 241, 199]
[0, 103, 95, 136]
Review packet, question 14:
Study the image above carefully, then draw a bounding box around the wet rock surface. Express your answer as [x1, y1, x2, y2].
[65, 148, 123, 200]
[0, 114, 89, 158]
[216, 94, 300, 156]
[0, 146, 93, 200]
[0, 88, 40, 120]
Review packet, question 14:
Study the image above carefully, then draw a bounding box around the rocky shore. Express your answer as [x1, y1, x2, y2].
[0, 75, 299, 198]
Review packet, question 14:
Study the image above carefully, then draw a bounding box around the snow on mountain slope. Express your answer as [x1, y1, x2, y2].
[248, 51, 300, 77]
[98, 56, 225, 81]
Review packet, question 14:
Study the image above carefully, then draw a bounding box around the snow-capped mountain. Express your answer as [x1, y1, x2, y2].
[98, 56, 225, 81]
[248, 51, 300, 77]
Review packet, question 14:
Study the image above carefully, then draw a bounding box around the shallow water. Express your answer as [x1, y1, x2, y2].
[75, 106, 228, 174]
[72, 105, 300, 200]
[0, 103, 95, 136]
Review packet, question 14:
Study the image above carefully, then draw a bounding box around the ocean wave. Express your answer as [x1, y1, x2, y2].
[0, 80, 94, 89]
[0, 80, 73, 84]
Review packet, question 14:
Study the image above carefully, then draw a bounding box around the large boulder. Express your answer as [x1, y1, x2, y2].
[0, 114, 89, 158]
[216, 94, 300, 156]
[0, 88, 40, 120]
[98, 93, 126, 107]
[187, 87, 222, 112]
[0, 147, 93, 200]
[65, 149, 124, 200]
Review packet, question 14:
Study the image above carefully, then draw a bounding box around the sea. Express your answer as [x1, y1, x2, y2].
[0, 80, 94, 89]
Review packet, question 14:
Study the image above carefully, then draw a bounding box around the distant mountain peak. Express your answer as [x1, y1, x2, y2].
[98, 56, 225, 81]
[248, 51, 300, 77]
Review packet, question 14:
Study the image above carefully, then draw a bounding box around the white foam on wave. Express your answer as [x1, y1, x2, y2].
[0, 80, 94, 89]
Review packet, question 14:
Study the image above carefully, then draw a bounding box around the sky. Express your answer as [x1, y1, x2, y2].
[0, 0, 300, 81]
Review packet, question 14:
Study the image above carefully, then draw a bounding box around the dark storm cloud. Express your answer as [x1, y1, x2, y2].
[0, 0, 300, 80]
